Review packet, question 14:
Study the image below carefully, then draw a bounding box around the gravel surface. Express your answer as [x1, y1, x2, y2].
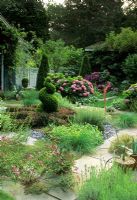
[31, 130, 45, 139]
[103, 124, 118, 140]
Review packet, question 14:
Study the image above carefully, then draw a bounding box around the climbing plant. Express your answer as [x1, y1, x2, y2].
[0, 20, 18, 66]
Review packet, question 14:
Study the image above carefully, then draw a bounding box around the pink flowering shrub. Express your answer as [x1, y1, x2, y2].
[57, 78, 94, 98]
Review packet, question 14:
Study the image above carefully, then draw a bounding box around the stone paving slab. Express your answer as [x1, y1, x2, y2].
[73, 128, 137, 180]
[0, 182, 76, 200]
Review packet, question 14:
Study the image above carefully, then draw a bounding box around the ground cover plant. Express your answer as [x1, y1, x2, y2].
[72, 107, 108, 131]
[50, 123, 103, 154]
[78, 166, 137, 200]
[112, 112, 137, 129]
[0, 138, 74, 192]
[21, 89, 40, 106]
[124, 83, 137, 112]
[0, 112, 14, 132]
[0, 190, 15, 200]
[55, 93, 74, 109]
[112, 97, 128, 111]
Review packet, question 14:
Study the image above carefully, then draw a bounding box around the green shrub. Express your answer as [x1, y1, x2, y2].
[0, 113, 14, 132]
[21, 89, 40, 106]
[0, 190, 15, 200]
[4, 91, 16, 100]
[0, 91, 5, 99]
[109, 134, 134, 155]
[122, 54, 137, 82]
[124, 83, 137, 100]
[105, 28, 137, 53]
[55, 93, 74, 109]
[72, 108, 108, 131]
[22, 78, 29, 88]
[36, 54, 49, 90]
[43, 94, 58, 113]
[39, 79, 58, 113]
[113, 112, 137, 128]
[112, 98, 128, 110]
[129, 100, 137, 112]
[39, 88, 58, 113]
[78, 166, 137, 200]
[123, 83, 137, 112]
[44, 82, 56, 94]
[47, 73, 65, 84]
[51, 124, 103, 154]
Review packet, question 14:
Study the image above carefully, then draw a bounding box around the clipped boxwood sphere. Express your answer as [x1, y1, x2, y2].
[22, 78, 29, 88]
[44, 77, 52, 84]
[42, 94, 58, 113]
[45, 82, 56, 94]
[39, 87, 47, 102]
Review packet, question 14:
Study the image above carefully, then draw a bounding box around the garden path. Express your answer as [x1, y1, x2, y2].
[0, 128, 137, 200]
[73, 128, 137, 183]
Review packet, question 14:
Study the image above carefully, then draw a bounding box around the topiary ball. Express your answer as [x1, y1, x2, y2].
[39, 88, 58, 113]
[39, 87, 47, 102]
[22, 78, 29, 88]
[44, 77, 52, 84]
[42, 94, 58, 113]
[45, 82, 56, 94]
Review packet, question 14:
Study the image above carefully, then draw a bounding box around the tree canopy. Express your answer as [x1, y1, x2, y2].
[0, 0, 49, 41]
[48, 0, 125, 47]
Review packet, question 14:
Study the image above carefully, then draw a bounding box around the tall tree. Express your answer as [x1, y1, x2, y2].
[48, 0, 124, 47]
[0, 0, 49, 41]
[124, 0, 137, 29]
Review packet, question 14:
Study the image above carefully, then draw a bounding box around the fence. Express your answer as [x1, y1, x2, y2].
[16, 67, 38, 88]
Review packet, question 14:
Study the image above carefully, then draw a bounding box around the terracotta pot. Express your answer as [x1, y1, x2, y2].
[115, 157, 136, 171]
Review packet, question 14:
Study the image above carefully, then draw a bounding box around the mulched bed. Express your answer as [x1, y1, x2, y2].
[7, 106, 75, 128]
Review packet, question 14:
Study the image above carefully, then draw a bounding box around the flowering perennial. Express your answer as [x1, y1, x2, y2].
[57, 79, 94, 97]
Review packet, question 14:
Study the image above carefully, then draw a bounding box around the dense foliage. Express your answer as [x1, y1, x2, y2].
[73, 108, 107, 131]
[51, 123, 103, 154]
[0, 138, 73, 185]
[0, 0, 49, 41]
[0, 190, 15, 200]
[36, 54, 49, 90]
[44, 39, 83, 75]
[39, 80, 58, 113]
[0, 20, 18, 89]
[48, 0, 124, 47]
[84, 28, 137, 87]
[78, 166, 137, 200]
[22, 78, 28, 88]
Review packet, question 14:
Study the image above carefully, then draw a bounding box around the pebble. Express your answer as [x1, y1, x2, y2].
[103, 124, 118, 140]
[31, 130, 45, 139]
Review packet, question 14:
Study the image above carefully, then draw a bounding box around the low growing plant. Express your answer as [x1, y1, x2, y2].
[50, 124, 103, 154]
[21, 89, 40, 106]
[112, 112, 137, 128]
[0, 139, 74, 188]
[112, 98, 128, 110]
[72, 108, 108, 131]
[55, 93, 74, 109]
[109, 134, 134, 155]
[78, 166, 137, 200]
[0, 112, 14, 132]
[0, 190, 15, 200]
